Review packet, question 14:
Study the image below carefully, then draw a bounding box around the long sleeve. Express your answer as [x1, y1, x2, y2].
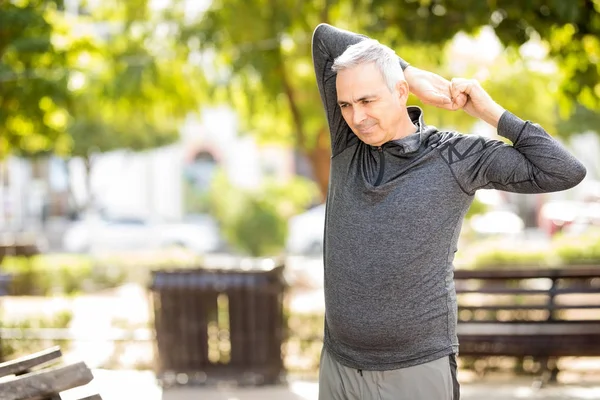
[311, 23, 409, 156]
[439, 111, 587, 195]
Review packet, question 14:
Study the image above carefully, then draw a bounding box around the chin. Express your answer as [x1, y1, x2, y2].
[356, 134, 382, 146]
[363, 137, 385, 146]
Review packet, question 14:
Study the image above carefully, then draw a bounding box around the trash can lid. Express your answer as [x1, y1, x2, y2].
[150, 270, 274, 289]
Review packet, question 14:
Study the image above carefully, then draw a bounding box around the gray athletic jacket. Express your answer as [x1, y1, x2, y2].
[312, 23, 587, 371]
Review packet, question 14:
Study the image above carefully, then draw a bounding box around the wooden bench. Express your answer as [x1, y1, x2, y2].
[454, 267, 600, 381]
[0, 347, 101, 400]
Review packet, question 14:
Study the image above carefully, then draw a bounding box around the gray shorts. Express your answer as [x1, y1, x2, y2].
[318, 348, 460, 400]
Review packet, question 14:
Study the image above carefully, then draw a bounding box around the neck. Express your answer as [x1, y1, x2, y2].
[393, 114, 418, 140]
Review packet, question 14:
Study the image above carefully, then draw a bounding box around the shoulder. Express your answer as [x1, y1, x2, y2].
[431, 131, 503, 165]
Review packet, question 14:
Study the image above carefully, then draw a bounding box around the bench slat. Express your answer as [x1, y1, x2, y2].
[456, 288, 600, 295]
[0, 347, 62, 379]
[459, 304, 600, 311]
[457, 322, 600, 335]
[0, 362, 93, 400]
[454, 268, 600, 280]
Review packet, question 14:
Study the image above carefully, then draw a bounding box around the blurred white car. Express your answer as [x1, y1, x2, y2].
[286, 204, 326, 255]
[469, 210, 525, 236]
[62, 212, 224, 255]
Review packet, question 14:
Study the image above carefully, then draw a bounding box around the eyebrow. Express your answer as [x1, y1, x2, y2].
[337, 94, 378, 106]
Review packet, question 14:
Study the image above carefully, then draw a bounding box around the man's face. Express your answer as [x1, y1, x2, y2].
[336, 62, 406, 147]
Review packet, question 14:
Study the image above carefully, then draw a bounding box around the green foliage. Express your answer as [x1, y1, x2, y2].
[0, 249, 207, 295]
[209, 171, 319, 257]
[67, 2, 206, 157]
[553, 228, 600, 264]
[64, 0, 207, 160]
[0, 0, 77, 157]
[469, 245, 552, 268]
[0, 254, 92, 295]
[1, 0, 205, 160]
[461, 228, 600, 268]
[0, 310, 73, 360]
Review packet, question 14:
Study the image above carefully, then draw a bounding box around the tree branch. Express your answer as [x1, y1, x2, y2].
[279, 59, 307, 151]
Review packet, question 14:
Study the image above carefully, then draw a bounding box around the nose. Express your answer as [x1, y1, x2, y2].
[353, 106, 367, 126]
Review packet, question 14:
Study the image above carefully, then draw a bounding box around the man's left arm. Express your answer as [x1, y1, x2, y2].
[444, 78, 587, 194]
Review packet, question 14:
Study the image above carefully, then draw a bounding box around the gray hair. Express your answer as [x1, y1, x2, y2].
[332, 39, 404, 92]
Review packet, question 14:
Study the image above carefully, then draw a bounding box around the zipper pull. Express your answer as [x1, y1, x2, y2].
[377, 146, 383, 152]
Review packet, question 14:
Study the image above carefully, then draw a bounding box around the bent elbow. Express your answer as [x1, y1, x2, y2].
[556, 161, 587, 191]
[313, 23, 330, 43]
[570, 161, 587, 187]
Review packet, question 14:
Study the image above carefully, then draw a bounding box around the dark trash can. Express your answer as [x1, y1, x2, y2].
[150, 260, 287, 386]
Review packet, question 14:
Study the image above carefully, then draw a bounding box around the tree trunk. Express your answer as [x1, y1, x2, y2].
[83, 155, 94, 212]
[64, 155, 95, 216]
[64, 158, 82, 218]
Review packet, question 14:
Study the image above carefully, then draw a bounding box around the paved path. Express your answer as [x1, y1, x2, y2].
[59, 369, 600, 400]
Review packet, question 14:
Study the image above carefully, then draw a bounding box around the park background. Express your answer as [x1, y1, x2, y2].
[1, 0, 600, 399]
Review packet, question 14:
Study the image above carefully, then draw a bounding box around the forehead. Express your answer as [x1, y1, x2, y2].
[336, 63, 387, 98]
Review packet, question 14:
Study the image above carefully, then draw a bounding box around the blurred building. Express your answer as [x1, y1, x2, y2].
[0, 106, 296, 234]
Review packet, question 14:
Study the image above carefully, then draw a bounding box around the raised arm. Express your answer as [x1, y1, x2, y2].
[440, 79, 586, 194]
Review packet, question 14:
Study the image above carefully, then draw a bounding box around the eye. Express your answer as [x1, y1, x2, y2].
[339, 103, 349, 109]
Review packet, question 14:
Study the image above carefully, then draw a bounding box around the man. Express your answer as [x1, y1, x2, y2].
[311, 23, 586, 400]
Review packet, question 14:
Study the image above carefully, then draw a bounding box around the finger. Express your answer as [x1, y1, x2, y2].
[450, 78, 471, 94]
[452, 93, 468, 109]
[451, 78, 478, 97]
[449, 78, 463, 101]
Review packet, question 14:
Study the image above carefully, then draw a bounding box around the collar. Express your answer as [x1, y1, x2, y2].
[372, 106, 433, 154]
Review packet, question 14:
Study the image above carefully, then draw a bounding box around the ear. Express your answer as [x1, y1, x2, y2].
[395, 79, 410, 104]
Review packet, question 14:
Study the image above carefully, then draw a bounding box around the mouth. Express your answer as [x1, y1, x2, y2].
[357, 125, 376, 135]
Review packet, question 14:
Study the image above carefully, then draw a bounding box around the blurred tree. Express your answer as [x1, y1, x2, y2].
[0, 0, 80, 158]
[64, 0, 206, 210]
[1, 0, 206, 212]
